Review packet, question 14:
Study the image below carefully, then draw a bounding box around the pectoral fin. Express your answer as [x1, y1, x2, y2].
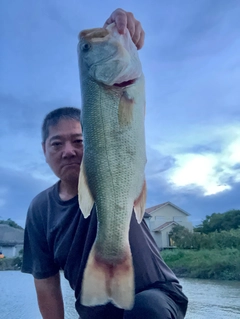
[78, 159, 94, 218]
[118, 91, 134, 126]
[134, 179, 147, 223]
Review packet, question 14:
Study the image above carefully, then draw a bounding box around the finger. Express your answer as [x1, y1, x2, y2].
[102, 9, 145, 49]
[114, 11, 128, 34]
[126, 12, 136, 38]
[103, 16, 114, 29]
[103, 8, 127, 34]
[131, 20, 141, 47]
[136, 29, 145, 50]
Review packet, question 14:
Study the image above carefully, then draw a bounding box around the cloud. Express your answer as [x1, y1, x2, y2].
[1, 0, 240, 229]
[0, 166, 55, 227]
[147, 176, 240, 226]
[147, 0, 240, 62]
[150, 122, 240, 196]
[169, 153, 231, 195]
[146, 147, 176, 176]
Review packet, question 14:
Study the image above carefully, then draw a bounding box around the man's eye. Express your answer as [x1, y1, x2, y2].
[74, 140, 83, 144]
[52, 142, 62, 147]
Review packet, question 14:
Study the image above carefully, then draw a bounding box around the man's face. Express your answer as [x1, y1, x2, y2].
[42, 119, 83, 183]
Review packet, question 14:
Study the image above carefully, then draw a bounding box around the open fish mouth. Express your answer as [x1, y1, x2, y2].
[79, 28, 110, 41]
[113, 79, 136, 87]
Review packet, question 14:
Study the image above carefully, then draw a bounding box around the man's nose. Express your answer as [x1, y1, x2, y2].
[62, 142, 76, 158]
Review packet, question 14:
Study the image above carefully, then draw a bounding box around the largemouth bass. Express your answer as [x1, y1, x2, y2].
[77, 23, 147, 310]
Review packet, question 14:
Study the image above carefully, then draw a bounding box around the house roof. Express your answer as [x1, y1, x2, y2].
[143, 212, 152, 219]
[145, 201, 190, 216]
[0, 224, 24, 245]
[152, 221, 178, 232]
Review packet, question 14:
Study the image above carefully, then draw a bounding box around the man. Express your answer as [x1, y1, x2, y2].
[22, 8, 188, 319]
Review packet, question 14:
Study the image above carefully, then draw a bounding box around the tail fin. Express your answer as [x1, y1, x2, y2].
[81, 243, 134, 310]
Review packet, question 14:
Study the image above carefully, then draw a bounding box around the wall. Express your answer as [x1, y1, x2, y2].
[150, 205, 193, 231]
[0, 244, 23, 258]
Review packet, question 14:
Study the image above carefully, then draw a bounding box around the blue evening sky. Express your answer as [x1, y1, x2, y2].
[1, 0, 240, 227]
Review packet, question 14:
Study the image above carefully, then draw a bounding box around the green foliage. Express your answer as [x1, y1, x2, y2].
[0, 258, 17, 270]
[170, 224, 240, 250]
[161, 248, 240, 280]
[195, 210, 240, 233]
[12, 256, 22, 269]
[164, 216, 240, 281]
[0, 250, 23, 270]
[169, 225, 194, 249]
[0, 218, 23, 230]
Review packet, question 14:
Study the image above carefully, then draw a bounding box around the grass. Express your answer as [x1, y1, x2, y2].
[161, 248, 240, 280]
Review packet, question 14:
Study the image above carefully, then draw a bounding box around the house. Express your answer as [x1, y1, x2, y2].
[0, 224, 24, 258]
[144, 202, 193, 249]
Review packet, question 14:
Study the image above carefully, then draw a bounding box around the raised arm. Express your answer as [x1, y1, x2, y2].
[34, 272, 64, 319]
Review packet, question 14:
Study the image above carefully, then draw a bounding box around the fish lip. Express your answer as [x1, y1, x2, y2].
[113, 79, 136, 88]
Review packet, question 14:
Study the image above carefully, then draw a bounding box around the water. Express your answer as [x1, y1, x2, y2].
[0, 271, 78, 319]
[181, 278, 240, 319]
[0, 271, 239, 319]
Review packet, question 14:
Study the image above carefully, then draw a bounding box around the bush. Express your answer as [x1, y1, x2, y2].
[161, 248, 240, 280]
[12, 256, 22, 269]
[170, 225, 240, 250]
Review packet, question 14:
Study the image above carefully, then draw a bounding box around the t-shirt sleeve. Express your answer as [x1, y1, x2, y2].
[21, 197, 60, 279]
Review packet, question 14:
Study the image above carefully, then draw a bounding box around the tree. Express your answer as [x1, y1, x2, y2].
[12, 249, 23, 269]
[0, 218, 24, 230]
[169, 225, 194, 249]
[170, 224, 240, 250]
[195, 210, 240, 234]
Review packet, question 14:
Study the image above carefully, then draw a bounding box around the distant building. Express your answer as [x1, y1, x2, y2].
[144, 201, 193, 249]
[0, 224, 24, 258]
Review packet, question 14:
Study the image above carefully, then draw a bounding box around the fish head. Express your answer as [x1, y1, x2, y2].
[78, 23, 142, 86]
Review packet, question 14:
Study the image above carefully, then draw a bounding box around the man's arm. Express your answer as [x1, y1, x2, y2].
[34, 272, 64, 319]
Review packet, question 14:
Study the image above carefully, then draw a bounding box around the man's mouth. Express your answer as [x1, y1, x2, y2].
[62, 163, 80, 167]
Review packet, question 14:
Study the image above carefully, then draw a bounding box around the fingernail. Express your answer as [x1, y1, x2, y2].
[119, 26, 126, 34]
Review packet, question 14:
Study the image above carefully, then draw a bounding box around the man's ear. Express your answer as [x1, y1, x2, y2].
[42, 142, 46, 155]
[42, 142, 48, 163]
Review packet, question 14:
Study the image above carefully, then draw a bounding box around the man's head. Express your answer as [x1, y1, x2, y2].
[42, 107, 83, 183]
[42, 107, 81, 144]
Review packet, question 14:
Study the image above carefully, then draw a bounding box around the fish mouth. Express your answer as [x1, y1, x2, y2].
[113, 79, 136, 87]
[79, 28, 109, 41]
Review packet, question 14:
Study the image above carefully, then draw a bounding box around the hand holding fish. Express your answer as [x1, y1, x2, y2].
[103, 8, 145, 49]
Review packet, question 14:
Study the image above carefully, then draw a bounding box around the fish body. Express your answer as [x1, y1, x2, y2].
[77, 24, 147, 310]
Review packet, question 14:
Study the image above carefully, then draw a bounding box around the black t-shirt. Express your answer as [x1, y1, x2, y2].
[22, 181, 188, 317]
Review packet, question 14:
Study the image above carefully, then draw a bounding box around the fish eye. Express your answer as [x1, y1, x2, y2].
[81, 43, 91, 52]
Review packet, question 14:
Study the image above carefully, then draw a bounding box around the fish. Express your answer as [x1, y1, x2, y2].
[77, 23, 147, 310]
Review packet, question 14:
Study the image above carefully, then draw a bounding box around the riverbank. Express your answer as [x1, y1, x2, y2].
[161, 248, 240, 280]
[0, 257, 22, 271]
[2, 249, 240, 281]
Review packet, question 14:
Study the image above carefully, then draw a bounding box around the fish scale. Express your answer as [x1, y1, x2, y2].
[77, 23, 147, 309]
[84, 84, 136, 257]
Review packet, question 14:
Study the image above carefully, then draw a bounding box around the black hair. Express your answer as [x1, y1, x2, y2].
[41, 107, 81, 143]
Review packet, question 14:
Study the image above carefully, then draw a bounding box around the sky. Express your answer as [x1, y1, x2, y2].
[1, 0, 240, 227]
